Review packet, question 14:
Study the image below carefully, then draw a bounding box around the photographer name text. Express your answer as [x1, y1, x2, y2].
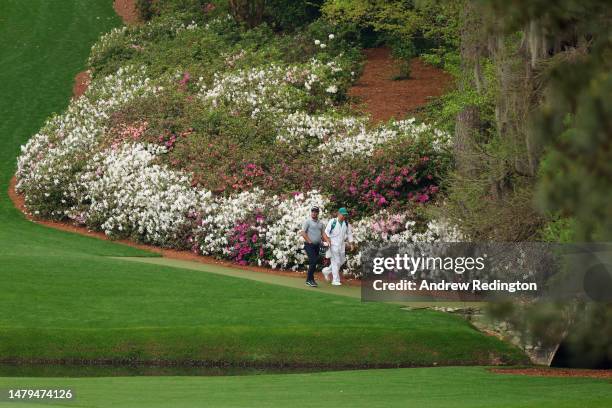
[372, 279, 537, 293]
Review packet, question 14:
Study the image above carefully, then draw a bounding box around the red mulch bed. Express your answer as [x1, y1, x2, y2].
[349, 47, 452, 123]
[490, 367, 612, 379]
[113, 0, 139, 25]
[72, 70, 91, 99]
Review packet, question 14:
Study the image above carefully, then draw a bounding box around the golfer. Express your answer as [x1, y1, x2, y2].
[301, 206, 325, 287]
[322, 207, 354, 286]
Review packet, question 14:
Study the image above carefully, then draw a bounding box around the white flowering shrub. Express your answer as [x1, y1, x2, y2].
[318, 118, 452, 162]
[16, 66, 159, 218]
[199, 64, 306, 118]
[193, 189, 328, 270]
[195, 188, 267, 256]
[276, 112, 366, 147]
[198, 58, 349, 118]
[66, 143, 212, 247]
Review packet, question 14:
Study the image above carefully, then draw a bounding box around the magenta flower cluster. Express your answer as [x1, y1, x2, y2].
[326, 158, 440, 213]
[226, 214, 267, 265]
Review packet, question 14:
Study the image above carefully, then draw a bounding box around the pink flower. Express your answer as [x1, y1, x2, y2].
[179, 72, 191, 87]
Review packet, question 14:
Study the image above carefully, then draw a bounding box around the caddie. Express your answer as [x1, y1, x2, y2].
[322, 207, 354, 286]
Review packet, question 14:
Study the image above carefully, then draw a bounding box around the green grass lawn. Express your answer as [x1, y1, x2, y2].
[0, 251, 526, 366]
[0, 367, 610, 408]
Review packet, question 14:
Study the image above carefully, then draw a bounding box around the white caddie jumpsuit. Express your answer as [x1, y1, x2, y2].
[324, 218, 353, 284]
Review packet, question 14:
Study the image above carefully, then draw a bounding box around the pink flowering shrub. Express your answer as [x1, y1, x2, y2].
[322, 138, 450, 215]
[227, 215, 267, 265]
[369, 212, 408, 239]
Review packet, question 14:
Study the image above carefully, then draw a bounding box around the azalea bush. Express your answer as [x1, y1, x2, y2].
[15, 9, 459, 276]
[322, 124, 452, 214]
[68, 143, 211, 247]
[16, 66, 161, 219]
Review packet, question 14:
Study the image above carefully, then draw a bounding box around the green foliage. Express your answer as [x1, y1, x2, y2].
[264, 0, 324, 31]
[559, 303, 612, 368]
[136, 0, 219, 21]
[322, 0, 419, 37]
[439, 171, 542, 241]
[464, 0, 612, 367]
[480, 0, 612, 242]
[538, 216, 577, 243]
[535, 57, 612, 241]
[388, 34, 415, 79]
[416, 1, 460, 73]
[322, 0, 461, 72]
[423, 55, 496, 136]
[88, 11, 360, 81]
[135, 0, 154, 20]
[88, 13, 242, 78]
[322, 0, 421, 68]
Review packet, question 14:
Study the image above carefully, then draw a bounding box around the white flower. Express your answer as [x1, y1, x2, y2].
[325, 85, 338, 94]
[66, 143, 212, 246]
[318, 118, 451, 163]
[345, 213, 463, 276]
[314, 39, 321, 45]
[198, 58, 347, 118]
[16, 66, 159, 217]
[328, 34, 335, 40]
[276, 112, 366, 145]
[320, 43, 327, 49]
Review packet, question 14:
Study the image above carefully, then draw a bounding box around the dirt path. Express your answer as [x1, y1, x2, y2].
[349, 48, 452, 123]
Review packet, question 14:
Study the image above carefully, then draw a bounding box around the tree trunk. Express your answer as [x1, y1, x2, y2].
[229, 0, 266, 27]
[454, 1, 487, 177]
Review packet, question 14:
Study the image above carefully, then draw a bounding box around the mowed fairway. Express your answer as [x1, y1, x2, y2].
[0, 1, 609, 406]
[0, 367, 611, 408]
